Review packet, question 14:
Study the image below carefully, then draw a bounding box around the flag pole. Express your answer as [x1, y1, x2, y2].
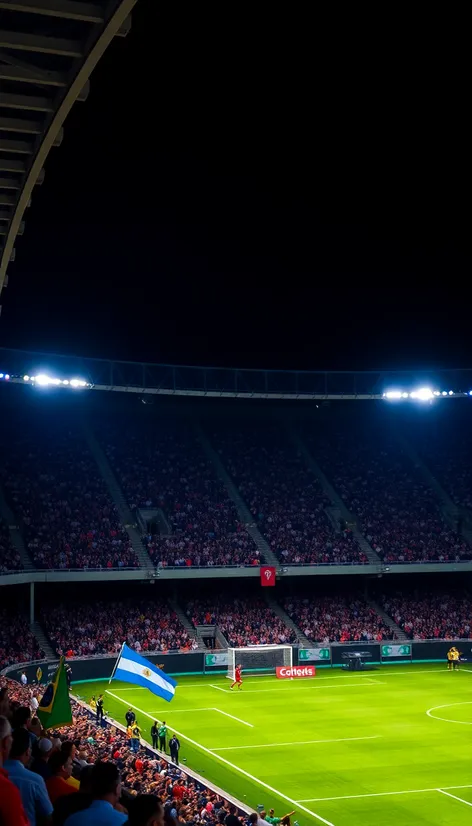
[109, 641, 125, 685]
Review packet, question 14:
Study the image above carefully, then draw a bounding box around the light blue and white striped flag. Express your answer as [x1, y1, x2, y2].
[110, 643, 177, 702]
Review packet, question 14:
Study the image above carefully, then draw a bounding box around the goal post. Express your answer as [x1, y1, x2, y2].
[226, 645, 293, 680]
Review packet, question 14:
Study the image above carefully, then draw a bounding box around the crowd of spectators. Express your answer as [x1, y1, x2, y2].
[308, 425, 472, 564]
[100, 419, 260, 568]
[0, 517, 22, 573]
[41, 599, 199, 657]
[0, 675, 251, 826]
[186, 596, 297, 646]
[0, 608, 44, 669]
[0, 415, 139, 570]
[212, 424, 366, 565]
[381, 592, 472, 639]
[282, 595, 395, 642]
[415, 422, 472, 511]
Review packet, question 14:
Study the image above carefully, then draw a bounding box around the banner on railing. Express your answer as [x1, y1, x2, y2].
[299, 648, 330, 662]
[205, 652, 228, 667]
[381, 644, 411, 657]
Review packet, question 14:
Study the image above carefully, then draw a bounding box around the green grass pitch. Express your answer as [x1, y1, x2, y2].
[77, 664, 472, 826]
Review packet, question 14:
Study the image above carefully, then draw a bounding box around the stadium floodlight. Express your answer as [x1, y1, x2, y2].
[410, 387, 434, 401]
[383, 390, 403, 400]
[227, 645, 293, 680]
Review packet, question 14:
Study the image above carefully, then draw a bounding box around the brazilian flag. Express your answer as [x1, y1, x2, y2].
[37, 658, 72, 730]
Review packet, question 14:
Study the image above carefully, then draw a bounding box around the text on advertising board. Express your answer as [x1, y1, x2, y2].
[276, 666, 316, 679]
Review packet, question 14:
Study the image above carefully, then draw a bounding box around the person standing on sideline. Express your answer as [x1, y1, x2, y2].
[125, 708, 136, 728]
[96, 695, 104, 723]
[20, 672, 27, 687]
[158, 721, 167, 753]
[151, 721, 159, 750]
[169, 734, 180, 766]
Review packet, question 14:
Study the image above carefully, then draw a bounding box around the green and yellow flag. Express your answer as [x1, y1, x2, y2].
[37, 657, 72, 730]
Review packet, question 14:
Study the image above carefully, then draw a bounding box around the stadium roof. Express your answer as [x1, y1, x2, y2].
[0, 0, 137, 295]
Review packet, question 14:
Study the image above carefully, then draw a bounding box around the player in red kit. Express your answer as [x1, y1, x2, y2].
[230, 664, 243, 690]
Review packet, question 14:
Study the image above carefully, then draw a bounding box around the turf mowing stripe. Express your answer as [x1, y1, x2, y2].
[148, 708, 215, 713]
[106, 690, 336, 826]
[437, 789, 472, 807]
[211, 735, 380, 751]
[298, 784, 472, 802]
[213, 708, 254, 727]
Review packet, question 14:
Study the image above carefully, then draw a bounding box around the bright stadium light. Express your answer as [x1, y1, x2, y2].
[23, 375, 30, 382]
[383, 390, 403, 400]
[34, 373, 52, 386]
[410, 387, 434, 401]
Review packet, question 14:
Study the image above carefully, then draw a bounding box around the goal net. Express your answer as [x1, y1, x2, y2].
[227, 645, 293, 680]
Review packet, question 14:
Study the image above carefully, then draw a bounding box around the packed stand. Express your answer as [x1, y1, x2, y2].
[0, 517, 22, 573]
[212, 423, 366, 565]
[41, 599, 199, 657]
[414, 421, 472, 511]
[307, 425, 471, 564]
[283, 595, 395, 642]
[381, 592, 472, 639]
[0, 415, 139, 570]
[0, 674, 251, 826]
[0, 608, 44, 669]
[100, 418, 260, 567]
[186, 596, 297, 646]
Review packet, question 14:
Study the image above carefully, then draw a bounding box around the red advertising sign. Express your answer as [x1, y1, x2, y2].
[276, 666, 316, 679]
[260, 566, 276, 587]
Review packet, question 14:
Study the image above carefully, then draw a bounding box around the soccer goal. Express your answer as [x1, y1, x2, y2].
[227, 645, 293, 680]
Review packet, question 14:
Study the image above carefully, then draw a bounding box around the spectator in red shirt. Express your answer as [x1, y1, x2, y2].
[46, 749, 77, 805]
[0, 715, 29, 826]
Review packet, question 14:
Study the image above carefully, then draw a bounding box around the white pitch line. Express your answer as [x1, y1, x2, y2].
[211, 681, 383, 694]
[437, 789, 472, 808]
[298, 784, 472, 803]
[426, 701, 472, 725]
[213, 708, 253, 727]
[211, 735, 380, 751]
[210, 684, 228, 692]
[106, 690, 335, 826]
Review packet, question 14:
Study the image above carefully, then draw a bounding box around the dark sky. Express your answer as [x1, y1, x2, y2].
[0, 7, 470, 371]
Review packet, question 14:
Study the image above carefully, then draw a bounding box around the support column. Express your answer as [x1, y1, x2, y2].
[30, 581, 35, 625]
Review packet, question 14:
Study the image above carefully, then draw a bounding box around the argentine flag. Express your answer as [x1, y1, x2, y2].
[110, 643, 177, 702]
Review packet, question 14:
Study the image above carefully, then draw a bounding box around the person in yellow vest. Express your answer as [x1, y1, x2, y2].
[447, 646, 461, 670]
[127, 723, 134, 746]
[89, 695, 97, 710]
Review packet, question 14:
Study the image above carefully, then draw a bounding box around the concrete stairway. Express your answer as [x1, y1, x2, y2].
[32, 620, 55, 660]
[0, 484, 35, 570]
[168, 598, 206, 650]
[367, 599, 408, 641]
[288, 428, 381, 565]
[83, 424, 153, 570]
[196, 425, 279, 567]
[264, 593, 311, 646]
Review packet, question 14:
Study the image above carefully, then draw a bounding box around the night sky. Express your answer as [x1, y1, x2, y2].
[0, 7, 469, 371]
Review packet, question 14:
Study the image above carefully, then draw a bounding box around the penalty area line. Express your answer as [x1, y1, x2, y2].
[298, 783, 472, 803]
[437, 789, 472, 808]
[213, 708, 253, 727]
[106, 690, 335, 826]
[211, 735, 380, 751]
